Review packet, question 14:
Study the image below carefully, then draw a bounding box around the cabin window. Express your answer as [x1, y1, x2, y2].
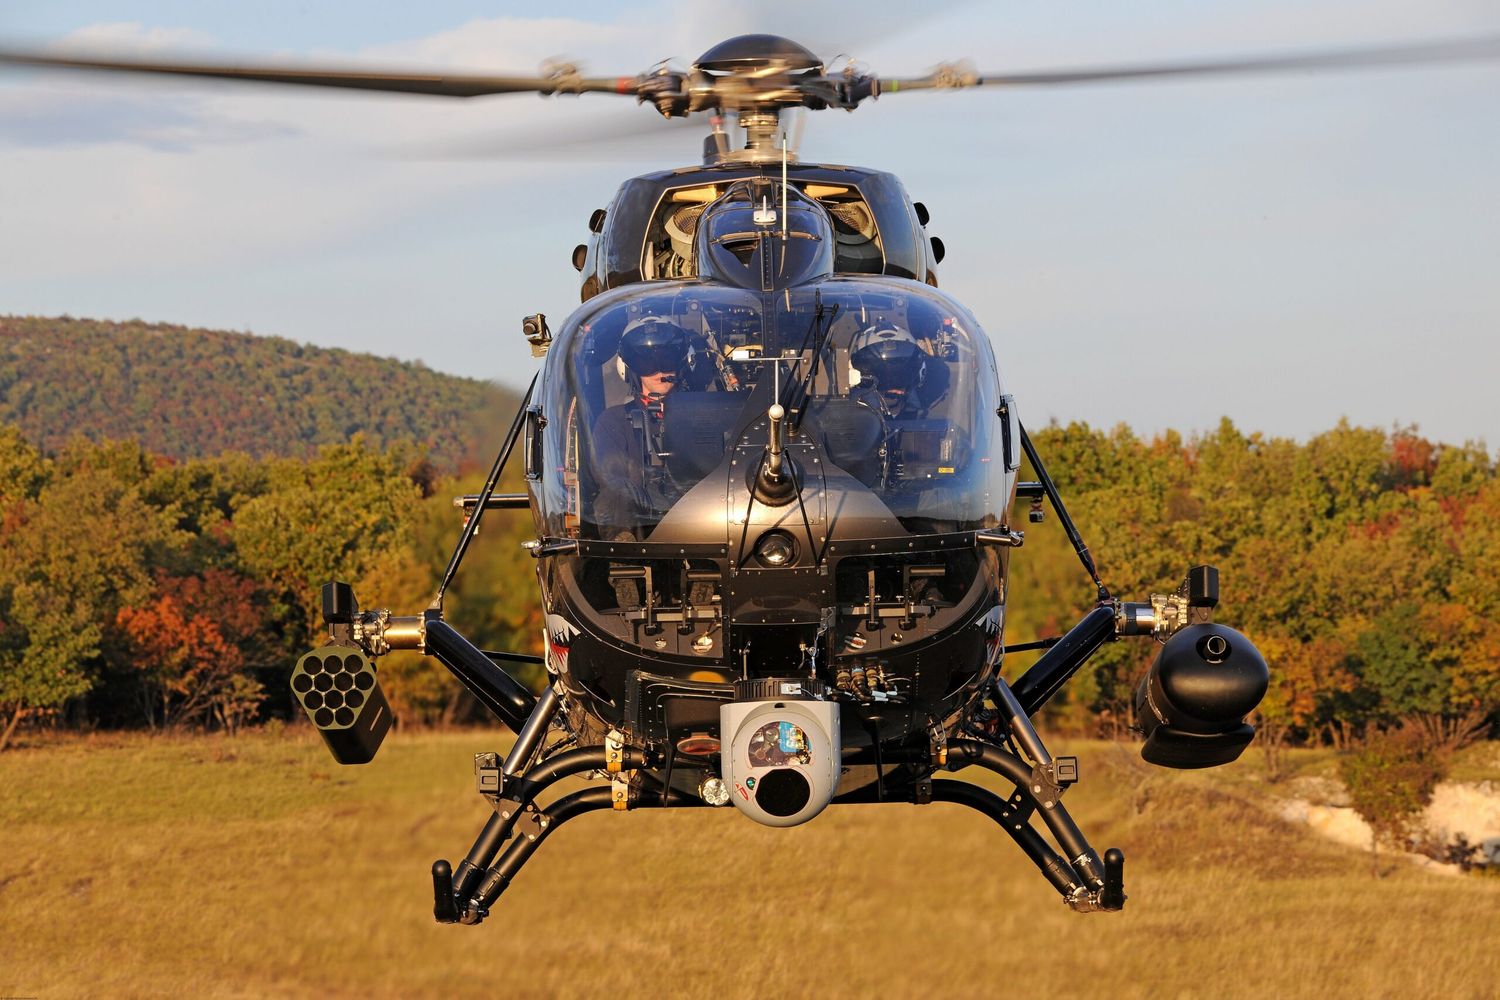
[540, 279, 1012, 542]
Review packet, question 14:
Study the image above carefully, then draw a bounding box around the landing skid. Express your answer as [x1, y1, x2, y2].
[431, 690, 1125, 923]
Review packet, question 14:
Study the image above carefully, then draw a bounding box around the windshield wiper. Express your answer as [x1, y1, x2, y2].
[780, 290, 839, 433]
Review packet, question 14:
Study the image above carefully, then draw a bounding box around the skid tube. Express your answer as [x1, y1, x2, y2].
[432, 739, 1124, 923]
[429, 601, 1130, 921]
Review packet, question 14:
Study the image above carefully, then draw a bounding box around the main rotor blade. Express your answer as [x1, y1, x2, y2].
[0, 47, 636, 98]
[883, 34, 1500, 92]
[403, 111, 700, 161]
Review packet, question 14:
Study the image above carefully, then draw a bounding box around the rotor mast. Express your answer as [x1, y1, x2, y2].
[716, 110, 787, 164]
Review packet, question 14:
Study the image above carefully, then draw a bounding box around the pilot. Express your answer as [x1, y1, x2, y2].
[591, 317, 694, 540]
[848, 323, 963, 506]
[849, 324, 943, 419]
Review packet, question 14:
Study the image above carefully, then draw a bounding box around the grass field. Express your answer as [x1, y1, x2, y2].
[2, 728, 1498, 999]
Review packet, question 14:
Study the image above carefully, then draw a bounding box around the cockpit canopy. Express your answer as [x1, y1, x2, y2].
[695, 179, 835, 291]
[532, 276, 1016, 543]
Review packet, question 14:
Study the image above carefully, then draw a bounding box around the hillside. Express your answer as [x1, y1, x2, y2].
[0, 315, 515, 470]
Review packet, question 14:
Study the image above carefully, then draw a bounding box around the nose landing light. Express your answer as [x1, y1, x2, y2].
[754, 530, 798, 567]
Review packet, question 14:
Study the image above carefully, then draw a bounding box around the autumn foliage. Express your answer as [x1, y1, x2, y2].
[115, 571, 263, 731]
[1006, 418, 1500, 761]
[0, 400, 1496, 757]
[0, 421, 541, 750]
[0, 314, 510, 472]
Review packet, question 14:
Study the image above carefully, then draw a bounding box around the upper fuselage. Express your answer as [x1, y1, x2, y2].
[569, 161, 946, 301]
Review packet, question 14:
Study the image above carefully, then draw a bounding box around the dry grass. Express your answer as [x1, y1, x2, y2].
[2, 729, 1498, 999]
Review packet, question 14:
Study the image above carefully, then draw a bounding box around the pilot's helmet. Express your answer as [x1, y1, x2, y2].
[850, 324, 928, 394]
[618, 317, 691, 377]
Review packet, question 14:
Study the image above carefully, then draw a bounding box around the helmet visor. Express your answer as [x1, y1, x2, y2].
[625, 343, 685, 376]
[854, 343, 922, 390]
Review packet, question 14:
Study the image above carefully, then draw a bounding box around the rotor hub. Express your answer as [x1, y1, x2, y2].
[693, 34, 823, 76]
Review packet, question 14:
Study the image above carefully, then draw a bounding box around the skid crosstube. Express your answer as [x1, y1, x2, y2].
[431, 727, 1125, 922]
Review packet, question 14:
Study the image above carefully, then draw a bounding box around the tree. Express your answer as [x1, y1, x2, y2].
[1450, 481, 1500, 622]
[0, 424, 46, 503]
[1254, 632, 1355, 779]
[232, 438, 424, 639]
[0, 583, 99, 751]
[1411, 602, 1500, 747]
[1339, 727, 1448, 877]
[1304, 419, 1402, 529]
[0, 453, 183, 749]
[1354, 605, 1448, 721]
[117, 595, 239, 729]
[114, 570, 267, 731]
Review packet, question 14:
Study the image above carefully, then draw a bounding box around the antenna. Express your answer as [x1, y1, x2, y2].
[781, 131, 789, 241]
[753, 194, 776, 227]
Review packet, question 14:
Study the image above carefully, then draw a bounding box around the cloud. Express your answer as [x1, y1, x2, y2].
[357, 15, 657, 68]
[0, 90, 300, 151]
[53, 21, 219, 54]
[0, 14, 651, 280]
[3, 4, 1498, 444]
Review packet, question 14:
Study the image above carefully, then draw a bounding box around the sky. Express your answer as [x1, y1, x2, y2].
[1, 1, 1497, 446]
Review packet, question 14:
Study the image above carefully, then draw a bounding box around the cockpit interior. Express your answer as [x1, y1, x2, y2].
[535, 279, 1009, 545]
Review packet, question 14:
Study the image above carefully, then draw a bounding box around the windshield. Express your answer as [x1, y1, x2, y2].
[537, 278, 1010, 541]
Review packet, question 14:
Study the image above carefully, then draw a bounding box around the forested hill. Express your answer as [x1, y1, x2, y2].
[0, 315, 514, 470]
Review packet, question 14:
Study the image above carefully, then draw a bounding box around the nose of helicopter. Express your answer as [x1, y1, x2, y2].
[645, 391, 906, 552]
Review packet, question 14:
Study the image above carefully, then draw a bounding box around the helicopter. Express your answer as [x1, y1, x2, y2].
[5, 28, 1495, 924]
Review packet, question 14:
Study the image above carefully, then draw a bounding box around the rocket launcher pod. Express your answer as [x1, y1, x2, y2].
[291, 645, 392, 765]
